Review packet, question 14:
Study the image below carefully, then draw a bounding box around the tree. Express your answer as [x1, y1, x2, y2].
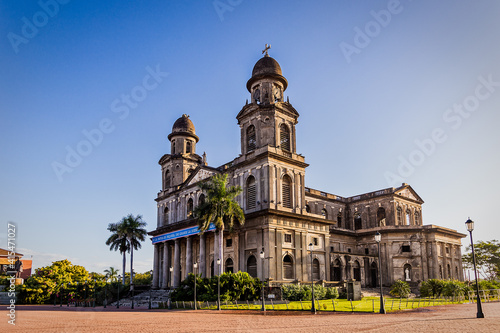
[462, 239, 500, 281]
[121, 214, 148, 285]
[106, 221, 129, 285]
[19, 259, 90, 304]
[194, 174, 245, 275]
[104, 267, 119, 282]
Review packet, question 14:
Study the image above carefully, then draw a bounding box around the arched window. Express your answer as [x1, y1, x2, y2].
[439, 265, 443, 279]
[305, 205, 311, 213]
[172, 140, 176, 154]
[331, 259, 342, 281]
[370, 262, 378, 287]
[414, 211, 420, 225]
[247, 125, 256, 152]
[337, 212, 342, 228]
[186, 140, 192, 154]
[163, 207, 169, 225]
[447, 264, 451, 278]
[280, 124, 290, 151]
[377, 207, 386, 226]
[404, 264, 412, 281]
[354, 213, 362, 230]
[246, 176, 256, 209]
[321, 208, 328, 218]
[282, 175, 292, 208]
[187, 198, 193, 218]
[198, 194, 205, 206]
[247, 255, 257, 278]
[397, 207, 403, 225]
[225, 258, 234, 273]
[283, 255, 294, 280]
[312, 258, 320, 281]
[164, 170, 171, 189]
[353, 260, 361, 281]
[406, 209, 411, 225]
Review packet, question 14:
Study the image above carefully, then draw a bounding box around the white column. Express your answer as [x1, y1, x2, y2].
[152, 244, 160, 289]
[162, 242, 169, 289]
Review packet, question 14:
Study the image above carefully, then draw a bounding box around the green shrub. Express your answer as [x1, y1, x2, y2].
[420, 279, 445, 297]
[442, 280, 470, 297]
[281, 284, 338, 301]
[390, 280, 411, 298]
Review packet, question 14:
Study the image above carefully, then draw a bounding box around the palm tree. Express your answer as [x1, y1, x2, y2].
[194, 174, 245, 275]
[121, 214, 148, 285]
[106, 221, 129, 285]
[104, 267, 119, 282]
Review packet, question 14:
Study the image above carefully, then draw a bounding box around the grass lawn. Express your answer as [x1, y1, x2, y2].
[171, 296, 480, 312]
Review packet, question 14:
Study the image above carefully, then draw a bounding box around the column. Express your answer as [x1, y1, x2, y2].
[431, 242, 439, 279]
[239, 232, 246, 272]
[186, 236, 193, 277]
[199, 233, 206, 278]
[152, 244, 160, 289]
[173, 239, 181, 287]
[162, 242, 169, 289]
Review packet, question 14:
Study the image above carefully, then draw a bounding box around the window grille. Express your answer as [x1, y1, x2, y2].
[246, 176, 256, 209]
[282, 175, 292, 208]
[280, 124, 290, 151]
[247, 125, 256, 151]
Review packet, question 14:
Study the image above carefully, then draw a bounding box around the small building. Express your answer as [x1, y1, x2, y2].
[148, 50, 465, 289]
[0, 248, 32, 280]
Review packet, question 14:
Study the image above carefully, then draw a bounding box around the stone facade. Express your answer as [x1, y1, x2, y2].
[148, 52, 465, 289]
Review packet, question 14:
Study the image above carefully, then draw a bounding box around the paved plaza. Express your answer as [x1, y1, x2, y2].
[2, 302, 499, 332]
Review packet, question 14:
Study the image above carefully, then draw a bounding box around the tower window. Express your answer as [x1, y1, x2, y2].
[282, 175, 292, 208]
[226, 238, 232, 248]
[164, 170, 171, 189]
[414, 211, 420, 225]
[284, 234, 292, 243]
[280, 124, 290, 151]
[406, 209, 411, 225]
[186, 140, 192, 154]
[246, 176, 256, 209]
[172, 140, 176, 154]
[321, 208, 327, 218]
[163, 207, 169, 225]
[187, 198, 193, 218]
[402, 245, 411, 253]
[305, 205, 311, 213]
[247, 125, 256, 152]
[354, 213, 362, 230]
[397, 207, 403, 225]
[337, 212, 342, 228]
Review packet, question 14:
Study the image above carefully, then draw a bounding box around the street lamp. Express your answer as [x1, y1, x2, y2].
[168, 267, 173, 310]
[308, 243, 316, 314]
[116, 275, 121, 309]
[217, 258, 221, 311]
[465, 218, 484, 318]
[193, 262, 198, 310]
[375, 231, 386, 314]
[260, 250, 266, 312]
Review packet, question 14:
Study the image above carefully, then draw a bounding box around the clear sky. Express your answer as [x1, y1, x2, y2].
[1, 0, 499, 274]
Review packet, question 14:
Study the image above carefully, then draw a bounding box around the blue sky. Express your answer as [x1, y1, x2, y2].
[1, 0, 499, 274]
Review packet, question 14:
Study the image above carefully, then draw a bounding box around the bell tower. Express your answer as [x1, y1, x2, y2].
[237, 45, 299, 156]
[161, 114, 202, 190]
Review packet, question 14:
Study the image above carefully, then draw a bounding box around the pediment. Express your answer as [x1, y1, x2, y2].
[395, 185, 424, 203]
[186, 167, 218, 186]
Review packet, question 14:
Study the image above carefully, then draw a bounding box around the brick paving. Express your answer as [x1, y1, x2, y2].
[2, 302, 499, 332]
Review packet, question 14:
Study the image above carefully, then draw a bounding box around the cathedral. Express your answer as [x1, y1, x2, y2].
[149, 49, 465, 290]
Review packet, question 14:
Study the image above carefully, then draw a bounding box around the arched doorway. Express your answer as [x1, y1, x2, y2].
[225, 258, 233, 273]
[370, 262, 378, 287]
[353, 260, 361, 281]
[331, 259, 342, 281]
[247, 255, 257, 277]
[283, 255, 294, 280]
[312, 258, 320, 281]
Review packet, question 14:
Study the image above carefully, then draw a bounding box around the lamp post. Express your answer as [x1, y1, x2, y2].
[193, 262, 198, 310]
[104, 278, 108, 309]
[116, 275, 121, 309]
[260, 250, 266, 312]
[216, 258, 221, 310]
[375, 231, 386, 314]
[168, 267, 173, 310]
[465, 218, 484, 318]
[308, 243, 316, 314]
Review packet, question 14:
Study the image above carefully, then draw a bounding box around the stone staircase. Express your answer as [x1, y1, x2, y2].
[110, 289, 171, 308]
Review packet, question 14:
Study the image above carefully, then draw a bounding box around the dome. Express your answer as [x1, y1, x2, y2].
[252, 56, 283, 77]
[168, 114, 199, 142]
[247, 55, 288, 92]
